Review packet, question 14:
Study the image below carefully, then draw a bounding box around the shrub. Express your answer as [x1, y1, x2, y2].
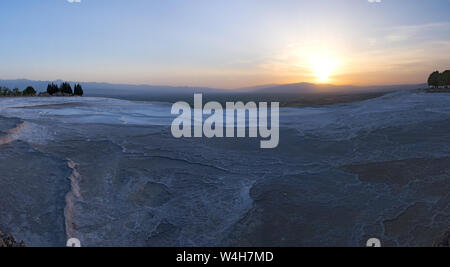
[23, 86, 36, 96]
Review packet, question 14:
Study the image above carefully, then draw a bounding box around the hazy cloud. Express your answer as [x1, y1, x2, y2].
[385, 22, 450, 43]
[67, 0, 81, 3]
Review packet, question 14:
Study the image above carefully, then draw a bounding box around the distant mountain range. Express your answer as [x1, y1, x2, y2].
[0, 79, 222, 96]
[0, 79, 426, 97]
[239, 82, 426, 94]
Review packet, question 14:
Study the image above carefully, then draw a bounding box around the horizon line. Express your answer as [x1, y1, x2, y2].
[0, 77, 428, 90]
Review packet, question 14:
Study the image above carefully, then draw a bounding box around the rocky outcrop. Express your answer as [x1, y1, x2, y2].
[0, 231, 26, 247]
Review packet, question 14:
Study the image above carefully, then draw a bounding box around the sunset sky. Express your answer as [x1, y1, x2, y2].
[0, 0, 449, 88]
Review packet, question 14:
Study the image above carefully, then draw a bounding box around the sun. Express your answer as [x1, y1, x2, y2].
[310, 57, 338, 83]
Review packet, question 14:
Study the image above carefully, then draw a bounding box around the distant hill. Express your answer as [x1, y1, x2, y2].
[0, 79, 425, 100]
[0, 79, 224, 96]
[239, 82, 426, 94]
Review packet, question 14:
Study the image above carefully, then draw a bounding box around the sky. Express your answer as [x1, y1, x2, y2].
[0, 0, 449, 89]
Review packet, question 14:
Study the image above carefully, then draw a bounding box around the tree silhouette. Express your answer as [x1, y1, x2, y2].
[428, 70, 450, 90]
[0, 87, 12, 96]
[60, 82, 73, 95]
[428, 71, 440, 88]
[13, 88, 21, 96]
[23, 86, 36, 96]
[438, 73, 445, 88]
[442, 70, 450, 88]
[47, 83, 59, 95]
[74, 84, 84, 96]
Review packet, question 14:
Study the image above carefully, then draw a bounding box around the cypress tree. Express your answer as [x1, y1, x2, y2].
[47, 83, 59, 95]
[74, 84, 84, 96]
[60, 82, 73, 95]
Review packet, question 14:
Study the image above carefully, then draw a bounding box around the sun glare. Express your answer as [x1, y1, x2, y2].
[310, 57, 338, 83]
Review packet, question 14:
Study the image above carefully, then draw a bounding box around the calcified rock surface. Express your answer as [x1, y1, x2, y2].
[0, 91, 449, 247]
[0, 231, 25, 247]
[433, 227, 450, 247]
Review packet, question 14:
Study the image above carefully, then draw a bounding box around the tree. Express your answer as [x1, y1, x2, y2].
[74, 84, 83, 96]
[3, 87, 12, 96]
[428, 71, 440, 88]
[442, 70, 450, 88]
[47, 83, 59, 95]
[60, 82, 73, 95]
[23, 86, 36, 96]
[12, 88, 21, 96]
[438, 72, 445, 88]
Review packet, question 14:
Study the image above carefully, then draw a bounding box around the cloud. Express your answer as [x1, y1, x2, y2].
[67, 0, 81, 3]
[368, 0, 381, 3]
[384, 22, 450, 43]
